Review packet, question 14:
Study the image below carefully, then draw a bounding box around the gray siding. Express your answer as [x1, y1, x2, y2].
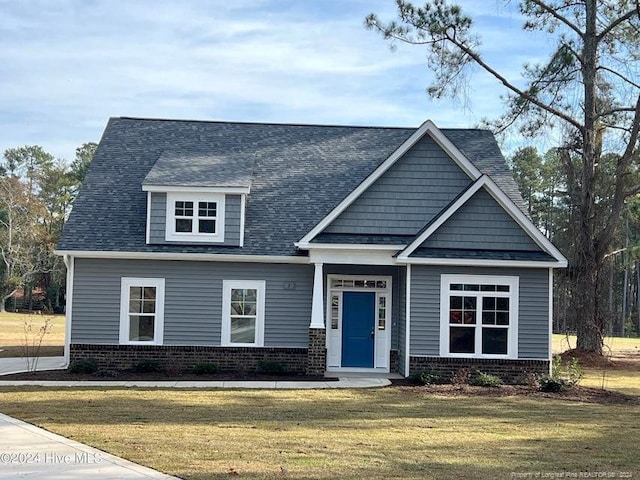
[149, 192, 167, 243]
[409, 266, 549, 359]
[422, 188, 542, 251]
[72, 259, 313, 347]
[224, 195, 242, 245]
[148, 193, 242, 246]
[324, 134, 472, 236]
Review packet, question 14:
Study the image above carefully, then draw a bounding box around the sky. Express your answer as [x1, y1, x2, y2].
[0, 0, 556, 163]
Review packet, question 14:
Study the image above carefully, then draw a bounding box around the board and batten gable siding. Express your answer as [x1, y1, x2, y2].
[421, 188, 543, 252]
[71, 259, 313, 347]
[323, 134, 473, 236]
[409, 266, 549, 359]
[148, 193, 242, 246]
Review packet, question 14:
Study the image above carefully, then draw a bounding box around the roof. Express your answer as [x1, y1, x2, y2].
[143, 150, 254, 188]
[58, 117, 526, 256]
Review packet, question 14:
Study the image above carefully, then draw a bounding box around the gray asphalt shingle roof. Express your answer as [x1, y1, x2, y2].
[58, 117, 525, 256]
[143, 150, 254, 188]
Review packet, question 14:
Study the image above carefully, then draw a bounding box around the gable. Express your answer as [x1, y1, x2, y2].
[322, 133, 473, 237]
[417, 187, 543, 252]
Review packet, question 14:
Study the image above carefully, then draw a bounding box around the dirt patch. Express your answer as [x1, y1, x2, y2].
[1, 369, 334, 383]
[559, 348, 640, 370]
[392, 382, 639, 405]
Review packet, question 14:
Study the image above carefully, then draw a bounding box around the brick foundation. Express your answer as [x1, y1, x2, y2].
[389, 349, 399, 373]
[70, 344, 309, 374]
[306, 328, 326, 375]
[409, 356, 550, 384]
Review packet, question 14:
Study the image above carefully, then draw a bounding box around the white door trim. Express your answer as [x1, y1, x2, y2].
[325, 274, 392, 372]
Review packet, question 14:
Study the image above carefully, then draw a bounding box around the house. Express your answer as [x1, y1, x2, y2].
[56, 117, 567, 381]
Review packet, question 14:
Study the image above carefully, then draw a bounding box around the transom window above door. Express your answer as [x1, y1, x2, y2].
[330, 278, 388, 289]
[165, 192, 225, 242]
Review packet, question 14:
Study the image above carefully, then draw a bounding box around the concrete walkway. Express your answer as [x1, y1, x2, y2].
[0, 413, 179, 480]
[0, 356, 66, 376]
[0, 377, 391, 389]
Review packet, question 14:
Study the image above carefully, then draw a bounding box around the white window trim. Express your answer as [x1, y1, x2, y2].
[119, 277, 165, 345]
[165, 192, 225, 243]
[221, 280, 266, 347]
[439, 274, 519, 359]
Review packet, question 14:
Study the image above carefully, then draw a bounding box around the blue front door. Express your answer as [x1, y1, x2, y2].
[341, 292, 375, 368]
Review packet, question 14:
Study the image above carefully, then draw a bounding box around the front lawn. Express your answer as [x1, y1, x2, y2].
[0, 312, 65, 358]
[0, 387, 638, 480]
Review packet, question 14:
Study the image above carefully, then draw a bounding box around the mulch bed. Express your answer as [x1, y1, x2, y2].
[4, 370, 636, 405]
[392, 382, 640, 405]
[1, 369, 335, 382]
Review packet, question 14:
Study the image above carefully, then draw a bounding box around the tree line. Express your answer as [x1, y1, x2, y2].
[0, 143, 96, 313]
[509, 146, 640, 338]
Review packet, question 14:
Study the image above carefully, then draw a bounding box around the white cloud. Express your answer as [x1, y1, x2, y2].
[0, 0, 555, 160]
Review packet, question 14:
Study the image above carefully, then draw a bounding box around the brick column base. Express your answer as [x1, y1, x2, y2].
[306, 328, 326, 375]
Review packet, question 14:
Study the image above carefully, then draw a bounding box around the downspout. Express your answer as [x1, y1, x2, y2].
[548, 268, 553, 375]
[62, 254, 74, 369]
[405, 264, 411, 377]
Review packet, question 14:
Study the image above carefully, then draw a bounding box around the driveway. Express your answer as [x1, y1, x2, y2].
[0, 356, 66, 376]
[0, 413, 179, 480]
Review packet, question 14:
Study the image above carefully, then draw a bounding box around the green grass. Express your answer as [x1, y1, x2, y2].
[0, 387, 638, 480]
[0, 312, 65, 357]
[552, 334, 640, 354]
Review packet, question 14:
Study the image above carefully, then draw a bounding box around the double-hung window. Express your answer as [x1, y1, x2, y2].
[165, 193, 225, 242]
[221, 280, 266, 346]
[440, 275, 518, 358]
[119, 277, 165, 344]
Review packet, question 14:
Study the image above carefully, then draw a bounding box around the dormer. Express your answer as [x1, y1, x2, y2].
[142, 150, 252, 247]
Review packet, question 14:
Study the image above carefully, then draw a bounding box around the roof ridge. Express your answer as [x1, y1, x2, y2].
[115, 116, 412, 130]
[114, 116, 492, 132]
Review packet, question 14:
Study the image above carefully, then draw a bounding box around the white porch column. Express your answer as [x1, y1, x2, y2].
[310, 262, 325, 329]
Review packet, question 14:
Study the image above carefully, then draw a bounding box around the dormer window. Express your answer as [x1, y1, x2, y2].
[174, 200, 217, 234]
[165, 192, 225, 242]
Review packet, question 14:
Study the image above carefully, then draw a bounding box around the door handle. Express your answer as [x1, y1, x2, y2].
[371, 330, 375, 339]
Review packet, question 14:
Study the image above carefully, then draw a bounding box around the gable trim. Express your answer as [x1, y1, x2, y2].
[142, 185, 250, 194]
[54, 250, 309, 264]
[295, 242, 404, 251]
[396, 257, 565, 268]
[397, 175, 568, 267]
[297, 120, 482, 245]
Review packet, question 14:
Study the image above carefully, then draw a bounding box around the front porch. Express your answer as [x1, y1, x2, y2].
[306, 263, 406, 376]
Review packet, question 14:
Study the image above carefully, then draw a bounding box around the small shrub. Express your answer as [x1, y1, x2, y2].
[69, 359, 99, 374]
[94, 369, 119, 378]
[538, 355, 582, 393]
[451, 367, 471, 385]
[410, 369, 440, 385]
[471, 372, 503, 387]
[191, 362, 219, 375]
[131, 359, 164, 373]
[257, 361, 287, 375]
[519, 371, 540, 389]
[538, 375, 569, 392]
[566, 357, 583, 386]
